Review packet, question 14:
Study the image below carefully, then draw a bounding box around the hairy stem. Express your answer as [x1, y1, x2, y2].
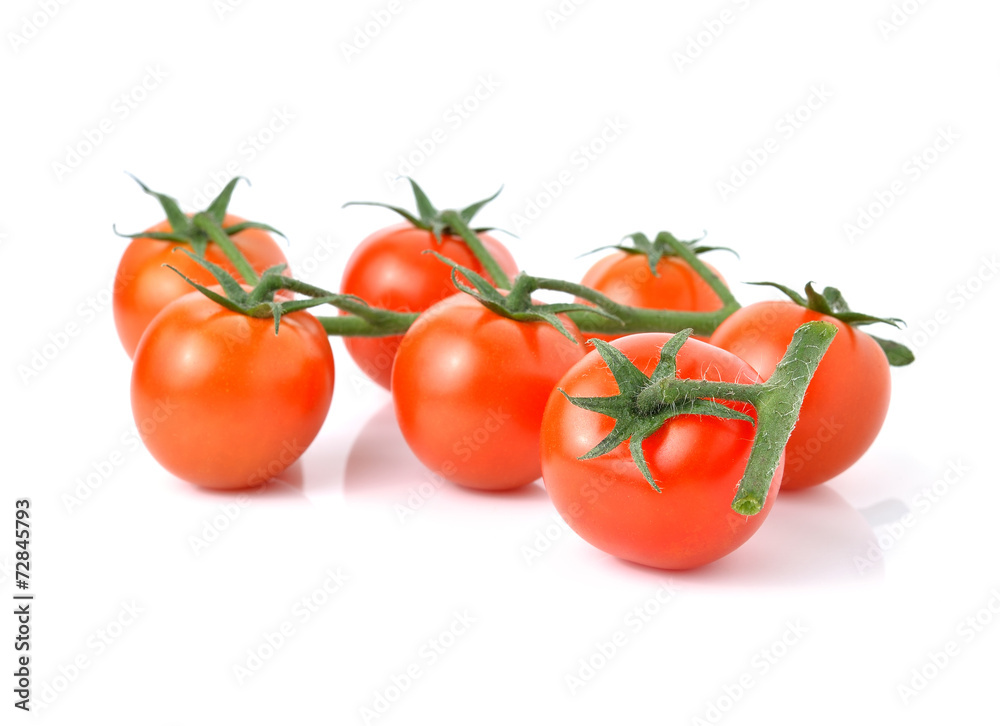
[315, 313, 419, 337]
[531, 276, 739, 336]
[636, 379, 761, 414]
[730, 321, 838, 514]
[439, 209, 512, 290]
[192, 213, 260, 285]
[658, 231, 738, 309]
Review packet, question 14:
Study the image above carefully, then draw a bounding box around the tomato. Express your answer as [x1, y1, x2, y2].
[391, 293, 585, 491]
[580, 251, 725, 343]
[131, 290, 334, 490]
[114, 214, 288, 358]
[709, 302, 890, 490]
[341, 223, 517, 389]
[540, 333, 780, 570]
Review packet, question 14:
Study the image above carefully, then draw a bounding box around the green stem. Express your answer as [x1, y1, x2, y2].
[658, 232, 738, 309]
[249, 274, 420, 331]
[504, 273, 536, 311]
[730, 321, 838, 514]
[193, 213, 260, 285]
[315, 313, 418, 337]
[439, 209, 512, 290]
[531, 276, 739, 337]
[273, 278, 389, 321]
[636, 379, 760, 414]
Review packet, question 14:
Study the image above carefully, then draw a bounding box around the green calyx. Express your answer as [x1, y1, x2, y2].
[565, 230, 741, 336]
[564, 321, 839, 515]
[344, 177, 512, 289]
[115, 175, 285, 275]
[563, 330, 754, 492]
[167, 250, 416, 337]
[432, 253, 620, 343]
[587, 231, 737, 277]
[429, 233, 743, 343]
[751, 281, 915, 366]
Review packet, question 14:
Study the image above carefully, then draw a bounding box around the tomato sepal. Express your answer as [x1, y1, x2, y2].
[562, 321, 838, 515]
[583, 231, 738, 277]
[432, 253, 622, 343]
[168, 248, 418, 337]
[747, 281, 914, 366]
[115, 175, 285, 265]
[344, 177, 513, 289]
[563, 330, 754, 492]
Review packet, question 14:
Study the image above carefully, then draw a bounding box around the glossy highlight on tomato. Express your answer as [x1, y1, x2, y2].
[392, 293, 585, 491]
[114, 214, 288, 358]
[541, 333, 780, 570]
[131, 290, 334, 490]
[341, 223, 517, 389]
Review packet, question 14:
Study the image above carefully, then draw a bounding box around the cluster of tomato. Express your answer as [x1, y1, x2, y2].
[113, 177, 908, 570]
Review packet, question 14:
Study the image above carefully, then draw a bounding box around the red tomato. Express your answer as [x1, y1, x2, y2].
[114, 214, 288, 358]
[540, 333, 780, 570]
[709, 302, 890, 490]
[131, 290, 334, 490]
[391, 293, 585, 491]
[580, 252, 725, 343]
[341, 223, 517, 389]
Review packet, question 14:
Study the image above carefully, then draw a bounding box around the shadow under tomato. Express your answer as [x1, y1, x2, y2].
[343, 402, 548, 504]
[611, 484, 884, 586]
[170, 460, 307, 500]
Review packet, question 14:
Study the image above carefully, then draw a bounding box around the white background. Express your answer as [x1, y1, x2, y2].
[2, 0, 999, 724]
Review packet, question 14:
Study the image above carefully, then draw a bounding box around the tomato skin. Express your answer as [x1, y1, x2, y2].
[541, 333, 780, 570]
[709, 302, 891, 490]
[580, 252, 725, 343]
[131, 291, 334, 490]
[341, 223, 518, 390]
[113, 214, 288, 358]
[391, 293, 585, 491]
